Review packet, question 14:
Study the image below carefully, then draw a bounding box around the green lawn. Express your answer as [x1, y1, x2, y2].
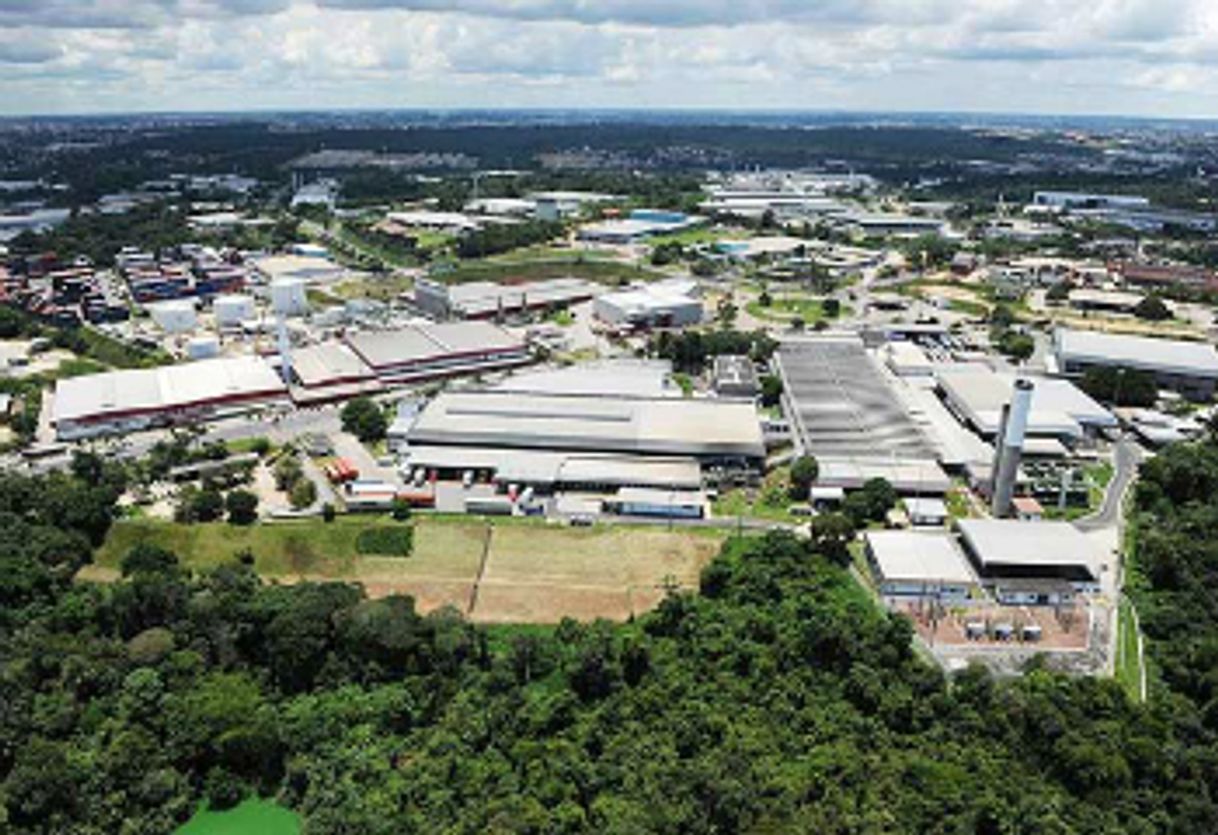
[1115, 597, 1144, 702]
[95, 517, 414, 577]
[177, 799, 299, 835]
[745, 296, 850, 324]
[646, 227, 740, 248]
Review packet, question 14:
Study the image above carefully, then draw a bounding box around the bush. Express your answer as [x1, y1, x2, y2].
[289, 479, 317, 510]
[203, 768, 246, 812]
[355, 525, 413, 557]
[322, 503, 336, 523]
[1134, 295, 1171, 321]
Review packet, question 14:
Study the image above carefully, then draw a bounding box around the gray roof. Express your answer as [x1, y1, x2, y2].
[346, 321, 522, 369]
[865, 531, 977, 585]
[776, 335, 936, 460]
[956, 518, 1104, 579]
[291, 341, 373, 387]
[1055, 329, 1218, 378]
[408, 391, 764, 459]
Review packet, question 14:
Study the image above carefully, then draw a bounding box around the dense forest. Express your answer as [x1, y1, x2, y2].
[3, 446, 1218, 832]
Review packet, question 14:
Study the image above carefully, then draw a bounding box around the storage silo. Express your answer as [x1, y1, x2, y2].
[149, 299, 197, 334]
[213, 294, 255, 328]
[270, 278, 309, 316]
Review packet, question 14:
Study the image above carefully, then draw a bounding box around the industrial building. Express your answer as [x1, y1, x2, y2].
[53, 356, 287, 440]
[401, 446, 705, 493]
[775, 335, 937, 461]
[406, 390, 765, 468]
[593, 280, 703, 329]
[414, 277, 600, 320]
[864, 531, 979, 602]
[288, 341, 383, 403]
[578, 210, 703, 244]
[1053, 329, 1218, 401]
[937, 369, 1116, 442]
[345, 321, 529, 384]
[956, 518, 1105, 604]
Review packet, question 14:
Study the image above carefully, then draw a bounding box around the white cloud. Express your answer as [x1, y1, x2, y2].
[3, 0, 1218, 116]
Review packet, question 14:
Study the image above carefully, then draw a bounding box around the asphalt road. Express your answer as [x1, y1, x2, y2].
[1075, 436, 1143, 533]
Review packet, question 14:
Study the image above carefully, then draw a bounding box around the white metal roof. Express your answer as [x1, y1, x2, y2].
[1055, 329, 1218, 378]
[54, 356, 285, 424]
[865, 531, 977, 585]
[408, 391, 764, 459]
[937, 368, 1116, 438]
[493, 360, 676, 399]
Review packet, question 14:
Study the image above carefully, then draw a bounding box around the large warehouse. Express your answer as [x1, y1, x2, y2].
[345, 321, 528, 384]
[775, 335, 936, 460]
[414, 278, 601, 320]
[53, 356, 287, 440]
[1053, 329, 1218, 401]
[406, 390, 765, 468]
[937, 369, 1116, 442]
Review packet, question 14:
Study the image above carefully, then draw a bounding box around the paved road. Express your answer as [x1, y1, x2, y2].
[1075, 436, 1143, 533]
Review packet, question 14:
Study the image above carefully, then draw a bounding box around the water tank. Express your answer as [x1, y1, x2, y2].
[213, 294, 254, 327]
[186, 335, 220, 360]
[148, 299, 197, 334]
[270, 278, 309, 316]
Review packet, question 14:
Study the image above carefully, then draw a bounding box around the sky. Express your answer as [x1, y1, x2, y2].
[2, 0, 1218, 118]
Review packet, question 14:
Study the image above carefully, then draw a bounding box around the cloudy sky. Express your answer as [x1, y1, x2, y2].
[2, 0, 1218, 117]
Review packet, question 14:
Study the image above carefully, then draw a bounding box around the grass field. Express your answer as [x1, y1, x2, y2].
[177, 799, 299, 835]
[89, 516, 724, 623]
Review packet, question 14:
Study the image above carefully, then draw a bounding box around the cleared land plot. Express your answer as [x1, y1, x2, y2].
[89, 517, 723, 624]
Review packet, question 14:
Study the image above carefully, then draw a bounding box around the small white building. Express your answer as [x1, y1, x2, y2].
[593, 280, 703, 329]
[864, 530, 979, 602]
[903, 497, 948, 527]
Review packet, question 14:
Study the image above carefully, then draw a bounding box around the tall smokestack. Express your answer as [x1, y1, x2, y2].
[277, 314, 293, 386]
[991, 378, 1034, 517]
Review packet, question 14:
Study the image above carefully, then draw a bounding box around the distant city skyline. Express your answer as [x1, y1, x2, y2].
[3, 0, 1218, 118]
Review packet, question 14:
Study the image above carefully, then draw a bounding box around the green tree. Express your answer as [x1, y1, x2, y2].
[1134, 294, 1171, 321]
[759, 374, 784, 408]
[789, 455, 820, 500]
[225, 489, 259, 525]
[341, 396, 388, 443]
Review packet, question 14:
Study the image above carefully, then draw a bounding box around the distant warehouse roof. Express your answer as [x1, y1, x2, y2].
[345, 321, 527, 381]
[937, 369, 1116, 439]
[407, 391, 765, 460]
[54, 356, 286, 428]
[1054, 329, 1218, 379]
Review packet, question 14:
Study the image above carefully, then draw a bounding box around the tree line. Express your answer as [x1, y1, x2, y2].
[3, 451, 1218, 831]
